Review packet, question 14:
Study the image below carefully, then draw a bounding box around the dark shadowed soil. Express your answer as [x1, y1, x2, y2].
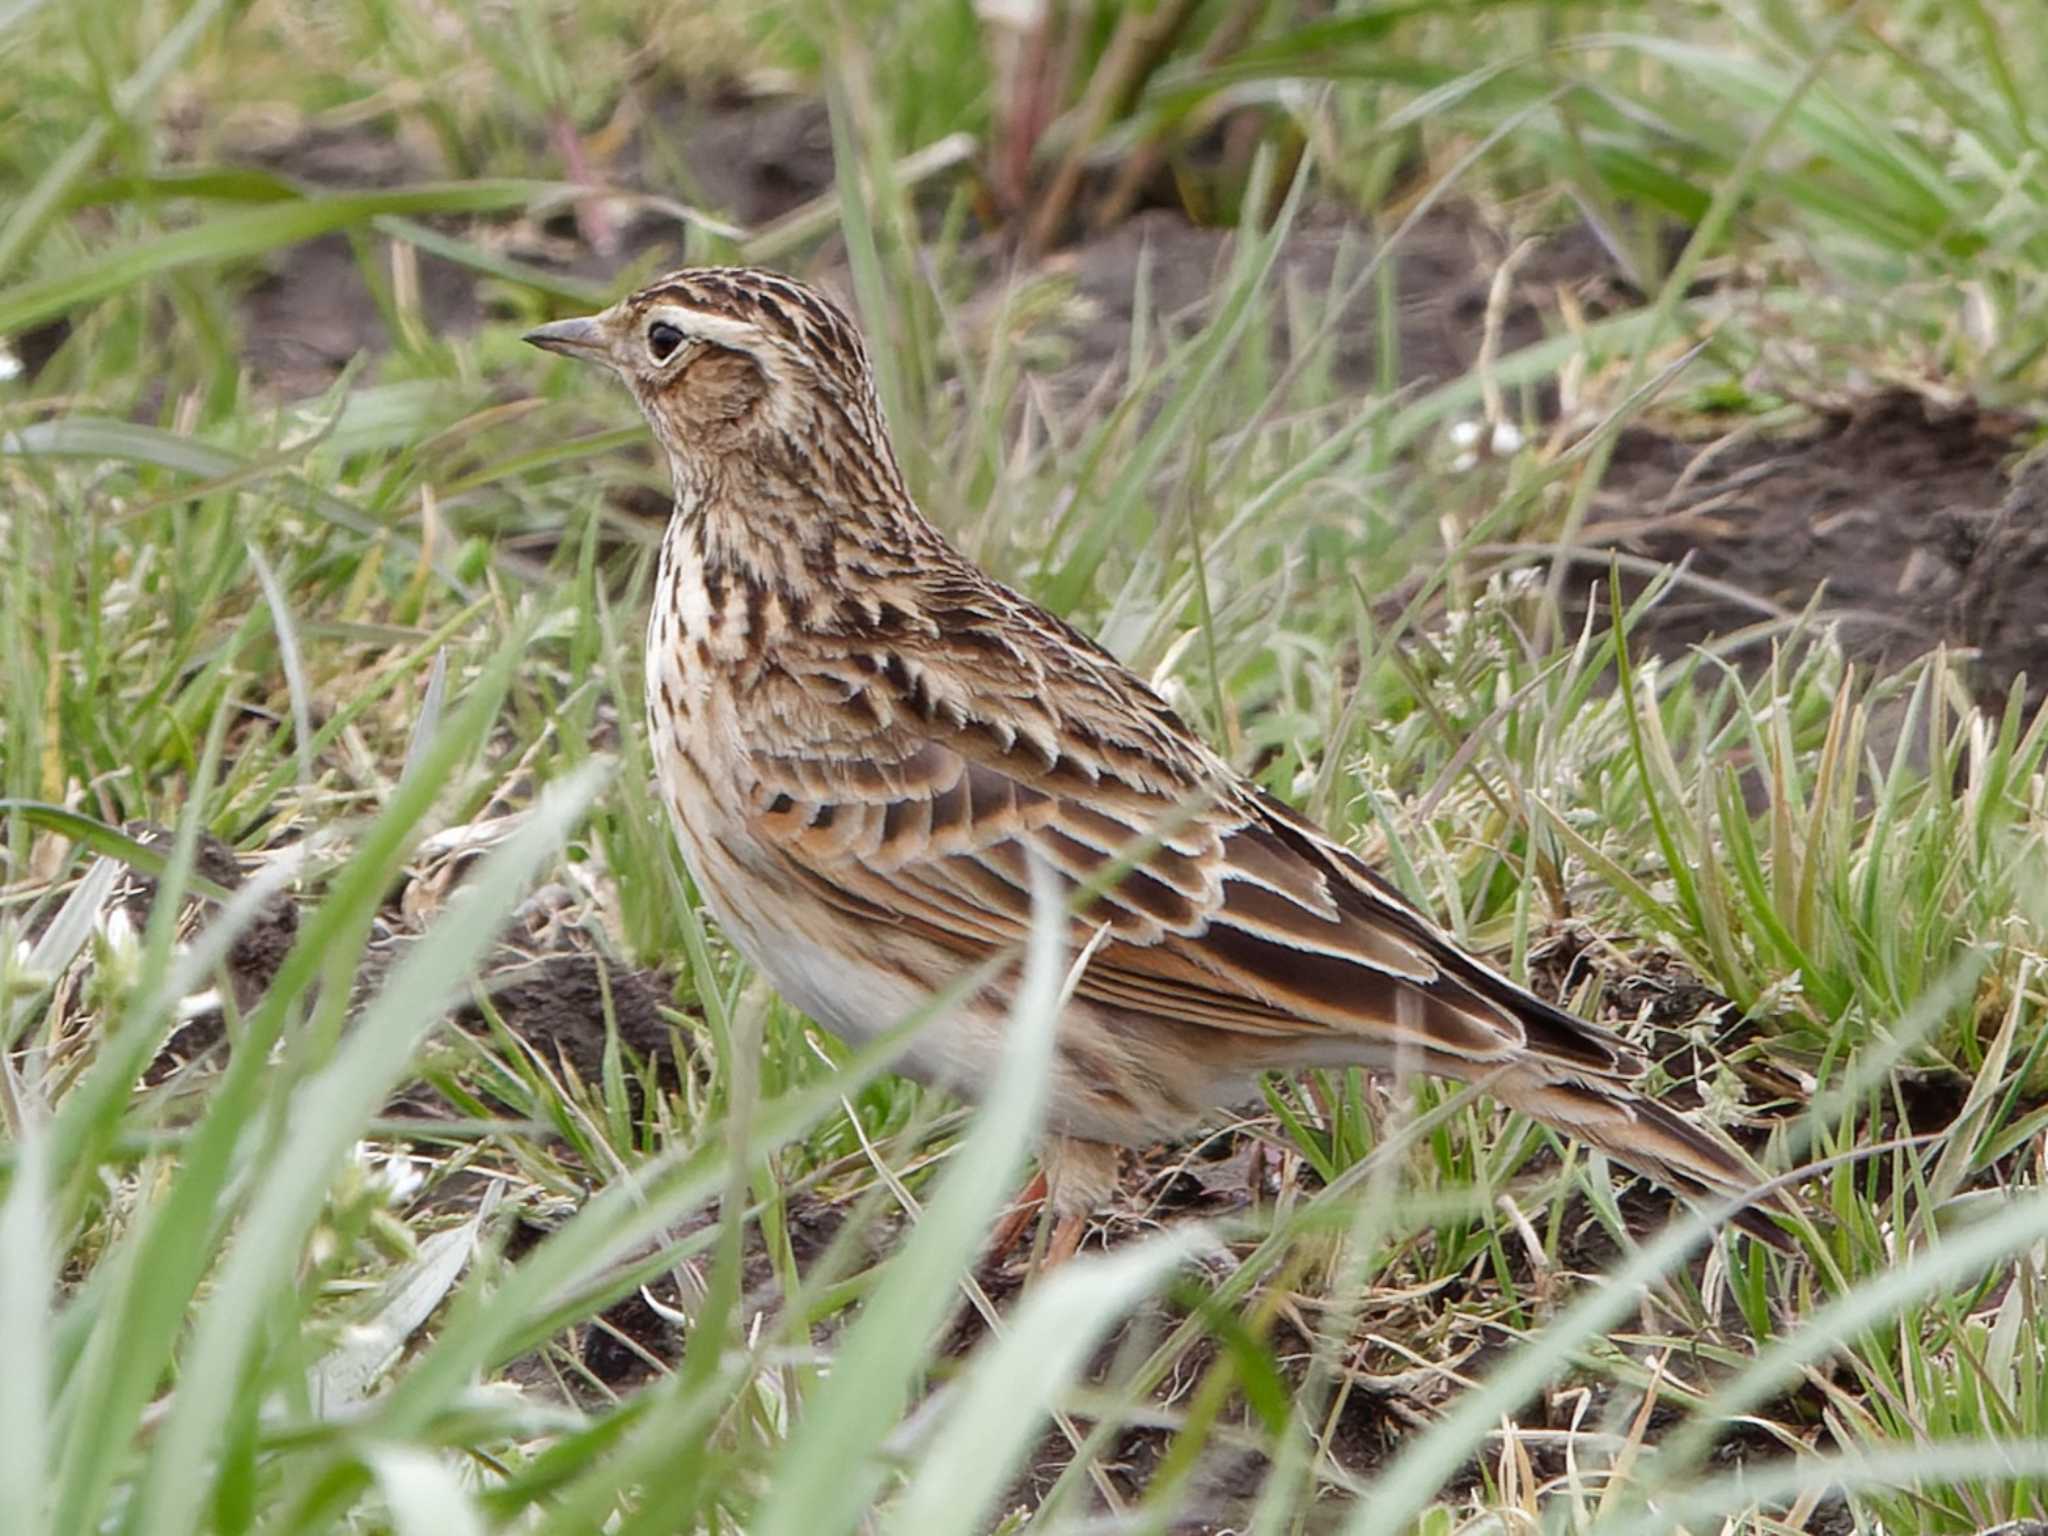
[106, 822, 690, 1103]
[1037, 203, 1643, 404]
[1037, 212, 2045, 712]
[1588, 393, 2046, 713]
[221, 88, 837, 399]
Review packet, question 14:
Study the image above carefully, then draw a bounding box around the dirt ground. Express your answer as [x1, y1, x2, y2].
[1595, 394, 2048, 715]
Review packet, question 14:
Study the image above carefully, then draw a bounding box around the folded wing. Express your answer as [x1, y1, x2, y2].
[731, 633, 1641, 1082]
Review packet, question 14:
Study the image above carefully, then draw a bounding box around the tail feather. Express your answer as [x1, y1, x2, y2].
[1490, 1071, 1799, 1248]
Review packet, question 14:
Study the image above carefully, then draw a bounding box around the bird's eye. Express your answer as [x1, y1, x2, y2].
[647, 320, 685, 362]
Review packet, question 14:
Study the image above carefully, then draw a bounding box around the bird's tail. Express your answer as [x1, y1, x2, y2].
[1489, 1071, 1800, 1248]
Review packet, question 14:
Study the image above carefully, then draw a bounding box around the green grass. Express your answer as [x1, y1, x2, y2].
[6, 0, 2048, 1532]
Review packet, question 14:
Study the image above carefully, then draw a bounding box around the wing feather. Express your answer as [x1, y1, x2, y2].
[731, 643, 1644, 1074]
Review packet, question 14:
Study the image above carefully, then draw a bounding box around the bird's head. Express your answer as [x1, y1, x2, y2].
[525, 267, 889, 479]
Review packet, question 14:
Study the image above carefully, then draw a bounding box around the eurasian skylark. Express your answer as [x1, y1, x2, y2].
[527, 267, 1786, 1257]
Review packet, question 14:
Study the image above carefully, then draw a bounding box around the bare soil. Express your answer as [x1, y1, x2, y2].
[1035, 209, 2046, 712]
[223, 87, 836, 398]
[1591, 393, 2047, 713]
[1035, 201, 1646, 405]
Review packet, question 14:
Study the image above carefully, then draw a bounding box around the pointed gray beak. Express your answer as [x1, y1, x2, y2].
[523, 314, 608, 361]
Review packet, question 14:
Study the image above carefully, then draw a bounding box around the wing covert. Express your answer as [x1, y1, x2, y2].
[730, 646, 1595, 1069]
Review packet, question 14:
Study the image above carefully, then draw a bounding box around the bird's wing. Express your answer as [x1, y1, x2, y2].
[728, 629, 1640, 1081]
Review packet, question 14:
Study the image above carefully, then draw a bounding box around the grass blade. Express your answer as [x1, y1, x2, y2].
[0, 1122, 53, 1536]
[0, 181, 566, 334]
[129, 759, 610, 1536]
[751, 857, 1068, 1536]
[881, 1232, 1202, 1536]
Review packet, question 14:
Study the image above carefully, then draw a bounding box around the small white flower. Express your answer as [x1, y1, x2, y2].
[176, 987, 224, 1020]
[353, 1142, 427, 1204]
[1446, 417, 1524, 473]
[1751, 970, 1806, 1012]
[101, 903, 137, 955]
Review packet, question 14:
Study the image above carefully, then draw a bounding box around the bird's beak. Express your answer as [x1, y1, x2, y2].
[523, 314, 609, 362]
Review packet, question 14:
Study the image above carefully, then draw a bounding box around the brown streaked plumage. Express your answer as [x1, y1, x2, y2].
[526, 268, 1791, 1255]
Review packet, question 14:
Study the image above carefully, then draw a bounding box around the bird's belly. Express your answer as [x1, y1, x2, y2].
[645, 712, 975, 1068]
[643, 668, 1235, 1145]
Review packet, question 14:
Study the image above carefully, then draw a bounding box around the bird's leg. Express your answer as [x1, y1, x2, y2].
[988, 1167, 1049, 1255]
[1034, 1134, 1122, 1269]
[989, 1137, 1123, 1265]
[1045, 1211, 1087, 1267]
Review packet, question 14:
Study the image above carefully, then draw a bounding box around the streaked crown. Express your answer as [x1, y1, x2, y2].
[624, 267, 873, 391]
[526, 266, 899, 497]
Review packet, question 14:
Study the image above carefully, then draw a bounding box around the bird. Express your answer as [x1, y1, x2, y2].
[525, 266, 1789, 1261]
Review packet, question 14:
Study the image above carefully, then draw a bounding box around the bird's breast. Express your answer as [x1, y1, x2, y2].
[647, 540, 754, 862]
